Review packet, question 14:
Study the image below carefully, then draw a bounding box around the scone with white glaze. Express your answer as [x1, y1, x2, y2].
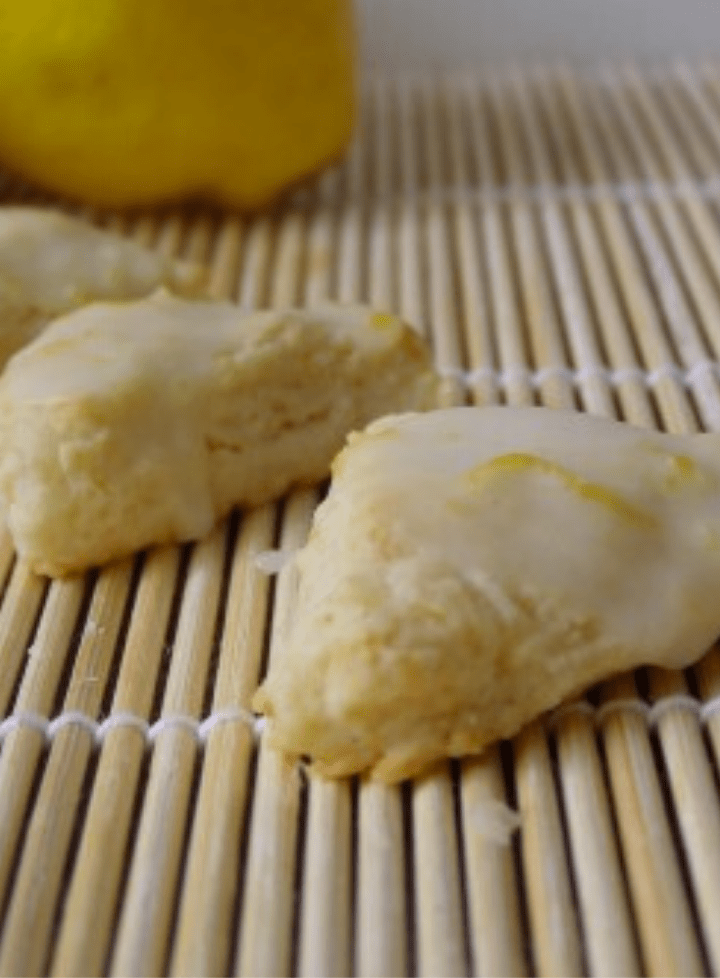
[0, 292, 438, 575]
[253, 406, 720, 782]
[0, 206, 207, 367]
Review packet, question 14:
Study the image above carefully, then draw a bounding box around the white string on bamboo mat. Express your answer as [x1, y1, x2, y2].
[0, 707, 265, 749]
[313, 173, 720, 210]
[460, 175, 720, 207]
[547, 692, 720, 733]
[438, 359, 720, 392]
[2, 692, 720, 752]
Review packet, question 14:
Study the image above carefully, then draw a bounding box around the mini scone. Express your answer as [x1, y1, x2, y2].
[0, 206, 207, 367]
[0, 292, 438, 575]
[253, 406, 720, 783]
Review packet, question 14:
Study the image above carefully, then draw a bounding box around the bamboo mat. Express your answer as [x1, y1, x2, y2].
[3, 63, 720, 977]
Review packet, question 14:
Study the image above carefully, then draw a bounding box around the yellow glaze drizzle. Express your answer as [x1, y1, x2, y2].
[370, 312, 398, 331]
[465, 452, 657, 530]
[663, 452, 708, 492]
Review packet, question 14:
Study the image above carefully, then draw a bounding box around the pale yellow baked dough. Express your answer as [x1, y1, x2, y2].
[253, 407, 720, 782]
[0, 293, 438, 575]
[0, 207, 207, 367]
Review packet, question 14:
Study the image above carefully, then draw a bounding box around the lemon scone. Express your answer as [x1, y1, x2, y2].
[0, 207, 207, 368]
[253, 407, 720, 782]
[0, 293, 437, 576]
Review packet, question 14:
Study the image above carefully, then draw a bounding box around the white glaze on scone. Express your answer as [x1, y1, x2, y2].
[253, 407, 720, 782]
[0, 206, 207, 368]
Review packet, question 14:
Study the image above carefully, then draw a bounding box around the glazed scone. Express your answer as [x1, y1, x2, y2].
[253, 407, 720, 782]
[0, 206, 207, 367]
[0, 292, 438, 575]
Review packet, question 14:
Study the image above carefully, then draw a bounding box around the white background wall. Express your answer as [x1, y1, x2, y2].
[357, 0, 720, 70]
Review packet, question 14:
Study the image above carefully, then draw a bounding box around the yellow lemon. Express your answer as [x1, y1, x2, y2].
[0, 0, 356, 209]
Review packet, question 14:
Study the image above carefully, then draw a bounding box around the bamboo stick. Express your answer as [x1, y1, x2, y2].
[466, 84, 534, 407]
[694, 64, 720, 155]
[0, 577, 86, 924]
[645, 665, 720, 973]
[445, 79, 498, 407]
[0, 560, 47, 713]
[694, 644, 720, 763]
[305, 170, 342, 307]
[235, 491, 315, 978]
[513, 723, 583, 976]
[396, 79, 426, 340]
[460, 748, 527, 977]
[693, 645, 720, 887]
[357, 779, 408, 978]
[299, 775, 353, 978]
[419, 79, 467, 408]
[367, 80, 394, 313]
[412, 770, 468, 978]
[199, 215, 245, 301]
